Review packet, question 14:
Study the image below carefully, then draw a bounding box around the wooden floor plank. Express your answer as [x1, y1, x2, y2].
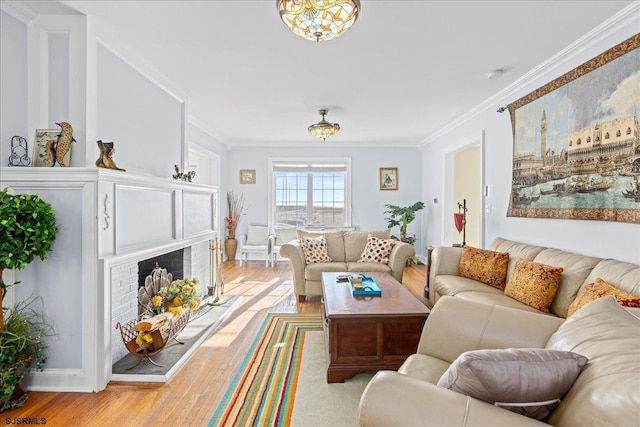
[4, 261, 427, 425]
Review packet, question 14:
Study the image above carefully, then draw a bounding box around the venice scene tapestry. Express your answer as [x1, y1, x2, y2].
[507, 34, 639, 224]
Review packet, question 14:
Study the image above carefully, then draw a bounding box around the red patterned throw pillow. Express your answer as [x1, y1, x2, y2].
[504, 259, 563, 313]
[458, 246, 509, 290]
[567, 278, 640, 317]
[358, 234, 395, 264]
[300, 235, 332, 264]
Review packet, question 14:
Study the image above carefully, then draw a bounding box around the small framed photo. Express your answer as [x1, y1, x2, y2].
[32, 129, 61, 167]
[379, 167, 398, 191]
[240, 169, 256, 184]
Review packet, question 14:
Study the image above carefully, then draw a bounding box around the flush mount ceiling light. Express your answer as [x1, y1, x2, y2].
[276, 0, 361, 42]
[308, 109, 340, 141]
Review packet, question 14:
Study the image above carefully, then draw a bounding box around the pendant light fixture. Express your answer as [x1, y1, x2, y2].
[308, 109, 340, 141]
[276, 0, 361, 42]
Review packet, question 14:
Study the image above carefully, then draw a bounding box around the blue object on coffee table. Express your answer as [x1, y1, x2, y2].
[349, 274, 382, 296]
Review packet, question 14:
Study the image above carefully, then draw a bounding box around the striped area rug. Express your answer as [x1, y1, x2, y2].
[209, 313, 323, 427]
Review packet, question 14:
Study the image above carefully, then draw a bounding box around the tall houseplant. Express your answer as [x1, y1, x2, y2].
[0, 188, 58, 332]
[384, 201, 425, 263]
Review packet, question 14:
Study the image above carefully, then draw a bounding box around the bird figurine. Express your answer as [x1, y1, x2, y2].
[45, 122, 76, 167]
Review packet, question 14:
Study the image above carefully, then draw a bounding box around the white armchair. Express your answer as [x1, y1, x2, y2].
[269, 226, 298, 267]
[239, 225, 271, 267]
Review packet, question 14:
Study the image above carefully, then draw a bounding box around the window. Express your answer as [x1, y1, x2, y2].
[616, 129, 621, 137]
[605, 132, 610, 139]
[627, 127, 632, 135]
[587, 136, 591, 143]
[269, 158, 351, 229]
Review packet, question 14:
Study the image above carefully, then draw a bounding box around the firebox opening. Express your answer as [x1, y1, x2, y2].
[137, 249, 184, 289]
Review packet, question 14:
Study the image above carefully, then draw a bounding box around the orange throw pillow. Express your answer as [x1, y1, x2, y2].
[458, 246, 509, 290]
[504, 259, 563, 313]
[567, 278, 640, 317]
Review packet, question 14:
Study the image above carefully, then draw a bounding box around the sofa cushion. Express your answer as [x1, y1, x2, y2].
[344, 230, 390, 262]
[346, 262, 391, 275]
[358, 234, 395, 264]
[581, 258, 640, 296]
[489, 237, 546, 282]
[567, 278, 640, 317]
[398, 354, 451, 385]
[298, 230, 345, 262]
[433, 275, 505, 299]
[532, 248, 601, 318]
[455, 292, 556, 316]
[504, 259, 563, 313]
[437, 348, 587, 420]
[545, 296, 640, 426]
[458, 246, 509, 290]
[300, 235, 332, 264]
[304, 262, 348, 281]
[274, 227, 298, 246]
[245, 225, 269, 245]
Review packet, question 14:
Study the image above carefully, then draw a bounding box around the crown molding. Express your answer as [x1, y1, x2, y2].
[418, 1, 640, 147]
[227, 139, 421, 148]
[0, 0, 37, 23]
[188, 117, 231, 151]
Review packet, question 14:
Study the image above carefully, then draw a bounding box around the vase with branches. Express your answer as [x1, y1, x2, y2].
[224, 191, 245, 261]
[225, 191, 245, 239]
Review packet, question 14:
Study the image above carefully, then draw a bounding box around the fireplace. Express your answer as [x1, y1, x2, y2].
[111, 242, 210, 364]
[0, 168, 219, 392]
[138, 249, 185, 289]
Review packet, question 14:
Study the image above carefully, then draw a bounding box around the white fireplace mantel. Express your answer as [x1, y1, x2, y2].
[0, 167, 219, 392]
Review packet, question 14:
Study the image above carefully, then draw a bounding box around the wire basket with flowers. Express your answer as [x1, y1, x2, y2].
[150, 277, 203, 314]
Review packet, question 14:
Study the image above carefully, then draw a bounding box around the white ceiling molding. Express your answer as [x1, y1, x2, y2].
[1, 0, 38, 23]
[189, 117, 231, 151]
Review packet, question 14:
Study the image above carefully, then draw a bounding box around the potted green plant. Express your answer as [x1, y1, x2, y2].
[0, 188, 58, 332]
[0, 294, 54, 412]
[384, 201, 425, 264]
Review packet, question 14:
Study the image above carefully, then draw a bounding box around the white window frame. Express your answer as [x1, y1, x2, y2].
[267, 157, 352, 230]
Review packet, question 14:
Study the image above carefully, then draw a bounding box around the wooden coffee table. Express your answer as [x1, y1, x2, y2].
[321, 272, 430, 383]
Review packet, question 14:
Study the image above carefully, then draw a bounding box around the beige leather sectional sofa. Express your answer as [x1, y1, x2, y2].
[429, 237, 640, 317]
[279, 230, 415, 301]
[358, 237, 640, 425]
[359, 295, 640, 426]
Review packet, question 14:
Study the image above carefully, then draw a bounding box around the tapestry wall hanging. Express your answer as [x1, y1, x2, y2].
[506, 34, 640, 224]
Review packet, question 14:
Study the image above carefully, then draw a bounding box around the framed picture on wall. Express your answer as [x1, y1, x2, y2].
[240, 169, 256, 184]
[32, 129, 61, 167]
[380, 167, 398, 190]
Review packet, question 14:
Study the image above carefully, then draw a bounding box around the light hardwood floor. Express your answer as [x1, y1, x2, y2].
[6, 261, 428, 426]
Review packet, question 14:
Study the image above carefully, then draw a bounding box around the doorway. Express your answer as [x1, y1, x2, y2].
[188, 145, 220, 186]
[442, 131, 484, 248]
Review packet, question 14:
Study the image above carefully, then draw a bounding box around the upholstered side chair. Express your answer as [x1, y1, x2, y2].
[239, 225, 271, 267]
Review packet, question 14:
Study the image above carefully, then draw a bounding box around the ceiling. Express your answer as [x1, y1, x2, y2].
[23, 1, 634, 147]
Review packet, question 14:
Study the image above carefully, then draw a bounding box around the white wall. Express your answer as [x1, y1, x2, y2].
[420, 14, 640, 264]
[97, 44, 184, 177]
[225, 145, 424, 251]
[0, 11, 28, 166]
